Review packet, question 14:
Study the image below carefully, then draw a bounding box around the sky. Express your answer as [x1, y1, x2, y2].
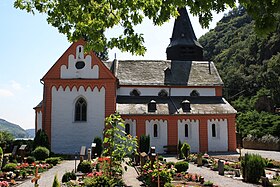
[0, 1, 228, 130]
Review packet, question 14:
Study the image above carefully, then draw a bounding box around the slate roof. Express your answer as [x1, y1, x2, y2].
[116, 96, 236, 115]
[104, 60, 223, 86]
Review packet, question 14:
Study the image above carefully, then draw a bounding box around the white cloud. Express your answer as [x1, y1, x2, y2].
[10, 80, 22, 90]
[0, 89, 14, 97]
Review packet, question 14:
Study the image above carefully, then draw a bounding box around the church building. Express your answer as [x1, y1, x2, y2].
[34, 8, 237, 154]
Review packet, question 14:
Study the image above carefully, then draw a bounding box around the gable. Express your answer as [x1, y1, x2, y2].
[42, 39, 116, 81]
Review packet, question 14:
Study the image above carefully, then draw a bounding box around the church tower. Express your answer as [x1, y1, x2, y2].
[166, 8, 204, 61]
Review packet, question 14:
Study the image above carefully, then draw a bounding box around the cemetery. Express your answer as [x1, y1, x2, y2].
[0, 114, 280, 186]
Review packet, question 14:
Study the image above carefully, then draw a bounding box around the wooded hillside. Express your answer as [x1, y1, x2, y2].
[199, 7, 280, 139]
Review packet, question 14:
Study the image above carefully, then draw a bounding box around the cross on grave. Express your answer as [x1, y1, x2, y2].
[31, 166, 41, 187]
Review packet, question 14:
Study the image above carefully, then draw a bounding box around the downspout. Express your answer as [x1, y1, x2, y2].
[40, 79, 46, 132]
[169, 87, 180, 114]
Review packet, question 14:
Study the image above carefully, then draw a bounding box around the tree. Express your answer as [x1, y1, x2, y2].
[0, 131, 14, 145]
[14, 0, 280, 55]
[52, 174, 60, 187]
[103, 113, 138, 178]
[33, 129, 50, 150]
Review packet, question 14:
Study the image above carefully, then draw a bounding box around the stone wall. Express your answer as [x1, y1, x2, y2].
[243, 140, 280, 151]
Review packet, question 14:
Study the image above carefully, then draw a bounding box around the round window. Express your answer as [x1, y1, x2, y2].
[75, 61, 85, 69]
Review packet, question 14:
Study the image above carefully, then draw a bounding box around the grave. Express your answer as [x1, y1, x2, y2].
[79, 146, 86, 162]
[218, 160, 224, 176]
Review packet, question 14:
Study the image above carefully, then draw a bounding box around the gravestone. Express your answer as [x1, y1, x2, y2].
[234, 169, 240, 177]
[11, 145, 18, 158]
[79, 146, 86, 162]
[19, 145, 27, 163]
[87, 148, 91, 161]
[218, 160, 224, 175]
[261, 176, 270, 187]
[91, 143, 96, 159]
[140, 152, 148, 167]
[150, 147, 155, 154]
[197, 154, 203, 166]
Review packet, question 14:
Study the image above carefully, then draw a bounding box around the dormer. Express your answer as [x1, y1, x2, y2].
[148, 100, 157, 112]
[182, 100, 191, 112]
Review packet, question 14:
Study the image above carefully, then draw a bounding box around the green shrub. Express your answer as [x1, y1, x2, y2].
[203, 181, 213, 186]
[2, 163, 17, 172]
[0, 147, 3, 168]
[83, 175, 111, 186]
[241, 153, 265, 183]
[62, 171, 77, 183]
[164, 183, 174, 187]
[166, 161, 175, 169]
[34, 129, 50, 150]
[139, 135, 150, 154]
[32, 146, 50, 160]
[77, 161, 92, 173]
[174, 161, 189, 173]
[26, 156, 36, 164]
[177, 140, 183, 159]
[181, 142, 191, 159]
[46, 157, 61, 166]
[93, 137, 103, 157]
[52, 174, 60, 187]
[158, 155, 164, 161]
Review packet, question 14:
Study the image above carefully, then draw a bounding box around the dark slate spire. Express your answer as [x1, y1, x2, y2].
[166, 8, 204, 61]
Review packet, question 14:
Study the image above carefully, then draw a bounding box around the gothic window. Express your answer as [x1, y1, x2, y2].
[190, 90, 200, 97]
[130, 89, 141, 96]
[125, 123, 130, 135]
[184, 124, 189, 137]
[212, 124, 216, 137]
[153, 124, 158, 137]
[75, 98, 87, 121]
[158, 89, 168, 97]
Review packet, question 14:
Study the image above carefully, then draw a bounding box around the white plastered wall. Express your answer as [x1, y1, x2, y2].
[36, 111, 42, 130]
[145, 119, 167, 153]
[124, 119, 137, 137]
[117, 87, 215, 96]
[178, 119, 199, 153]
[207, 119, 228, 152]
[51, 85, 105, 154]
[61, 45, 99, 79]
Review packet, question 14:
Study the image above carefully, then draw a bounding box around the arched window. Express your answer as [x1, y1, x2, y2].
[75, 98, 87, 121]
[212, 124, 216, 137]
[190, 90, 200, 97]
[153, 124, 158, 137]
[125, 123, 130, 135]
[130, 89, 141, 96]
[184, 124, 189, 137]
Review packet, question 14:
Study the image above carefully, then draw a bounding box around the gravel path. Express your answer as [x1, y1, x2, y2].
[240, 149, 280, 161]
[122, 162, 144, 187]
[17, 160, 75, 187]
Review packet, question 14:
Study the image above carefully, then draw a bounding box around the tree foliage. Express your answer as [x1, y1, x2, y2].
[199, 6, 280, 139]
[103, 113, 138, 178]
[33, 129, 50, 150]
[0, 131, 14, 145]
[14, 0, 280, 55]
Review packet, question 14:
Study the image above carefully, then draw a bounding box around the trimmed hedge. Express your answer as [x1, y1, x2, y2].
[62, 171, 77, 183]
[77, 161, 92, 173]
[241, 153, 265, 183]
[46, 157, 61, 166]
[32, 146, 50, 161]
[2, 163, 17, 172]
[174, 161, 189, 173]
